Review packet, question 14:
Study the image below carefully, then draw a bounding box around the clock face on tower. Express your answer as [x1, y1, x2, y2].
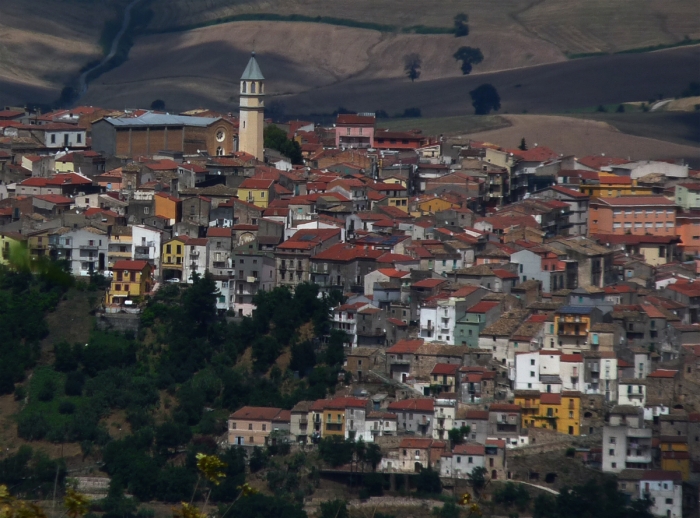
[216, 129, 226, 142]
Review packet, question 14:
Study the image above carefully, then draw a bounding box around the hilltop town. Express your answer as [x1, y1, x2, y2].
[1, 53, 700, 518]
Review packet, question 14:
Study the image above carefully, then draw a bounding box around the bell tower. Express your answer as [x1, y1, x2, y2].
[238, 52, 265, 161]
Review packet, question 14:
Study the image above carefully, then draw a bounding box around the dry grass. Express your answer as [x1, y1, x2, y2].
[381, 115, 511, 136]
[462, 114, 700, 162]
[0, 0, 120, 105]
[148, 0, 700, 54]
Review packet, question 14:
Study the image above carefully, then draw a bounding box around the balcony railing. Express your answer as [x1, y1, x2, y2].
[134, 253, 150, 260]
[80, 244, 98, 250]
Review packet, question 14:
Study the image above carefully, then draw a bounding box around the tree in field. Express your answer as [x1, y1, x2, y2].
[150, 99, 165, 111]
[447, 425, 471, 446]
[404, 53, 422, 82]
[519, 137, 528, 151]
[453, 46, 483, 75]
[415, 467, 442, 494]
[469, 84, 501, 115]
[454, 13, 469, 37]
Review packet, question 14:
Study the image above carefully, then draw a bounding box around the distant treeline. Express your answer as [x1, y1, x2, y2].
[149, 13, 454, 35]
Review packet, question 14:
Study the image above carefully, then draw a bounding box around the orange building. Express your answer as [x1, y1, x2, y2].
[588, 196, 676, 237]
[154, 192, 182, 223]
[676, 210, 700, 258]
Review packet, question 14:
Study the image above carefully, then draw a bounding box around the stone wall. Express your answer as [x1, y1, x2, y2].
[95, 312, 140, 333]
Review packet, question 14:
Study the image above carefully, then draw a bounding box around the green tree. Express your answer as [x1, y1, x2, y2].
[494, 482, 531, 511]
[433, 501, 460, 518]
[470, 84, 501, 115]
[518, 138, 528, 151]
[415, 467, 442, 494]
[264, 125, 303, 164]
[404, 53, 422, 82]
[453, 46, 483, 75]
[150, 99, 165, 111]
[467, 466, 487, 495]
[453, 13, 469, 37]
[448, 425, 471, 446]
[365, 443, 382, 471]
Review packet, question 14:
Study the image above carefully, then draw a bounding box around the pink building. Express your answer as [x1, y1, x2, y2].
[335, 114, 375, 149]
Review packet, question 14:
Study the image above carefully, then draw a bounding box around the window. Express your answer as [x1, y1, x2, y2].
[144, 207, 150, 215]
[262, 424, 266, 431]
[242, 82, 246, 93]
[77, 134, 82, 143]
[611, 462, 616, 468]
[610, 437, 616, 444]
[248, 423, 252, 430]
[231, 422, 236, 429]
[456, 457, 461, 463]
[251, 82, 256, 93]
[531, 359, 535, 366]
[609, 449, 614, 455]
[530, 371, 535, 377]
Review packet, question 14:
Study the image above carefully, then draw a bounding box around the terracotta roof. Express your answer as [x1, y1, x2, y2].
[485, 439, 506, 448]
[206, 227, 232, 237]
[453, 444, 485, 455]
[312, 243, 382, 262]
[34, 194, 72, 204]
[388, 398, 434, 412]
[464, 410, 489, 420]
[239, 178, 274, 189]
[431, 363, 459, 376]
[113, 260, 149, 271]
[647, 369, 678, 379]
[561, 354, 583, 362]
[230, 406, 289, 421]
[592, 196, 675, 207]
[540, 393, 562, 405]
[639, 470, 682, 482]
[550, 185, 589, 199]
[336, 114, 375, 126]
[387, 317, 408, 327]
[387, 339, 424, 354]
[412, 278, 447, 289]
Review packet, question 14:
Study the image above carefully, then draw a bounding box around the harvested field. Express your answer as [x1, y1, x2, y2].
[79, 20, 564, 107]
[380, 115, 511, 136]
[149, 0, 700, 55]
[461, 114, 700, 165]
[0, 0, 119, 105]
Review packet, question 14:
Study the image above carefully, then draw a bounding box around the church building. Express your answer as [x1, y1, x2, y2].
[238, 52, 265, 161]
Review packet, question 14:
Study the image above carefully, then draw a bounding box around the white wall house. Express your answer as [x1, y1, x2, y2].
[183, 238, 209, 283]
[132, 225, 163, 277]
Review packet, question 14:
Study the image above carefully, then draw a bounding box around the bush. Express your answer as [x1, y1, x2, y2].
[17, 413, 49, 440]
[415, 467, 442, 494]
[59, 401, 76, 414]
[14, 385, 26, 401]
[64, 371, 85, 396]
[37, 379, 57, 402]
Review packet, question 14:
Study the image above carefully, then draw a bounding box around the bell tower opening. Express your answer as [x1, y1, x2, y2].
[238, 52, 265, 161]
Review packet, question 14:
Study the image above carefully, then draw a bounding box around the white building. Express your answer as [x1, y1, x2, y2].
[618, 379, 646, 408]
[638, 471, 682, 518]
[332, 302, 371, 346]
[440, 444, 485, 479]
[560, 353, 584, 392]
[364, 411, 397, 443]
[602, 405, 652, 474]
[583, 352, 618, 403]
[420, 297, 467, 343]
[132, 225, 163, 277]
[433, 396, 457, 441]
[183, 237, 209, 283]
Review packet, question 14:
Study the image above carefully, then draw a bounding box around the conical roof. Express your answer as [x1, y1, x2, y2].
[241, 52, 264, 81]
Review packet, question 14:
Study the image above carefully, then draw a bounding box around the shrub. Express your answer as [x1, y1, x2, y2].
[64, 371, 85, 396]
[59, 401, 76, 414]
[37, 379, 57, 402]
[14, 385, 26, 401]
[17, 413, 49, 440]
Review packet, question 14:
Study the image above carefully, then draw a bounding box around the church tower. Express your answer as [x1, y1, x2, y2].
[238, 52, 265, 161]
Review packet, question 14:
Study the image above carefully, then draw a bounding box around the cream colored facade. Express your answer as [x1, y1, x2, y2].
[239, 53, 265, 161]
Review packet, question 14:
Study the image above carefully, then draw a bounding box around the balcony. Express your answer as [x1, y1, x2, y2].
[626, 427, 652, 439]
[626, 452, 652, 464]
[80, 244, 98, 250]
[190, 251, 200, 258]
[390, 358, 410, 365]
[299, 417, 308, 424]
[213, 262, 227, 268]
[134, 252, 150, 260]
[246, 276, 258, 283]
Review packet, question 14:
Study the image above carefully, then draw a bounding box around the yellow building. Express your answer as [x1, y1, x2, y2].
[105, 260, 153, 305]
[383, 176, 407, 188]
[415, 195, 458, 215]
[237, 178, 274, 208]
[322, 400, 346, 437]
[660, 437, 690, 481]
[514, 391, 581, 435]
[26, 230, 51, 258]
[0, 231, 26, 265]
[162, 236, 187, 281]
[583, 174, 653, 198]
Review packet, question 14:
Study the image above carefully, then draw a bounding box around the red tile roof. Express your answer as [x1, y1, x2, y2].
[387, 339, 424, 354]
[376, 268, 411, 278]
[550, 185, 589, 199]
[540, 393, 562, 405]
[647, 369, 678, 379]
[431, 363, 459, 376]
[592, 196, 675, 207]
[239, 178, 274, 189]
[206, 227, 232, 237]
[465, 410, 489, 420]
[561, 354, 583, 362]
[311, 242, 382, 261]
[389, 398, 434, 412]
[34, 194, 72, 204]
[230, 406, 289, 421]
[467, 301, 500, 313]
[489, 403, 521, 412]
[412, 278, 447, 289]
[113, 260, 149, 271]
[453, 444, 485, 455]
[336, 114, 375, 126]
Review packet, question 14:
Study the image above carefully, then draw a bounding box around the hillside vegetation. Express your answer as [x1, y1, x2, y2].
[1, 0, 698, 108]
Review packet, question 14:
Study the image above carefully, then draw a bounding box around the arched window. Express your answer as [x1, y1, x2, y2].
[251, 82, 256, 93]
[241, 82, 247, 93]
[216, 146, 223, 156]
